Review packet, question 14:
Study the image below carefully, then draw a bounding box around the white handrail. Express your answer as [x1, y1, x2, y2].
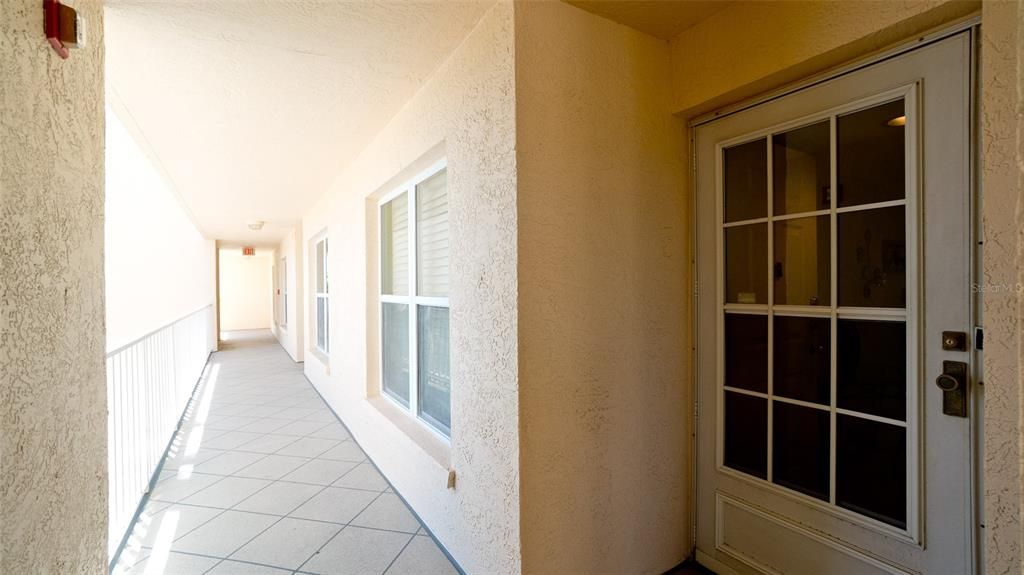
[106, 305, 214, 561]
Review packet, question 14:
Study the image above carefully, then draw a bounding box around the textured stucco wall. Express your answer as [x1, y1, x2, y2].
[515, 2, 690, 573]
[301, 3, 520, 573]
[668, 0, 979, 116]
[981, 2, 1024, 573]
[0, 0, 108, 572]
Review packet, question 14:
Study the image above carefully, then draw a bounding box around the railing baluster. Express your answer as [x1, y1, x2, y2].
[105, 305, 214, 564]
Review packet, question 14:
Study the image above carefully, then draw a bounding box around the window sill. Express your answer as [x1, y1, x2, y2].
[368, 396, 450, 469]
[308, 347, 329, 367]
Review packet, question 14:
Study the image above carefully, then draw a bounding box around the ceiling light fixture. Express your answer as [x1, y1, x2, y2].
[887, 115, 906, 127]
[247, 220, 265, 231]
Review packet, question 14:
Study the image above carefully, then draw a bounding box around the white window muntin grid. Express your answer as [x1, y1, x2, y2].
[378, 158, 450, 440]
[713, 84, 921, 543]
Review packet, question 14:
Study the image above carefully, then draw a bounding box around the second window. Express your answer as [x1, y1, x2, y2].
[379, 162, 451, 437]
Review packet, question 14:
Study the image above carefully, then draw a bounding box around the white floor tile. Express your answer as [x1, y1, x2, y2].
[233, 454, 310, 480]
[349, 493, 420, 534]
[202, 430, 266, 450]
[274, 407, 322, 420]
[207, 559, 292, 574]
[171, 510, 278, 557]
[273, 420, 332, 437]
[230, 517, 341, 570]
[290, 487, 378, 524]
[162, 447, 225, 471]
[181, 476, 271, 508]
[127, 550, 220, 575]
[194, 450, 268, 476]
[234, 481, 324, 516]
[303, 411, 340, 423]
[138, 504, 223, 548]
[333, 463, 388, 492]
[275, 437, 339, 458]
[204, 415, 261, 432]
[245, 404, 287, 415]
[306, 424, 352, 441]
[150, 472, 223, 503]
[282, 459, 359, 486]
[235, 418, 293, 434]
[384, 535, 459, 575]
[318, 441, 367, 463]
[300, 526, 411, 575]
[236, 433, 301, 454]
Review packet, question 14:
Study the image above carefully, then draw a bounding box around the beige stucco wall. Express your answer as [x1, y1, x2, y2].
[300, 3, 520, 573]
[0, 0, 108, 572]
[515, 2, 690, 573]
[669, 0, 980, 116]
[980, 2, 1024, 573]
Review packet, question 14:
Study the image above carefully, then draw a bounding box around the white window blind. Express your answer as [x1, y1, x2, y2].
[382, 193, 409, 296]
[416, 169, 449, 297]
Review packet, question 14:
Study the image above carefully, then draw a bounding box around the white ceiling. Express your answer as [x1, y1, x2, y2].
[105, 1, 494, 245]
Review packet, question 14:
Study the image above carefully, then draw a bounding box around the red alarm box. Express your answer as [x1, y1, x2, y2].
[44, 0, 84, 59]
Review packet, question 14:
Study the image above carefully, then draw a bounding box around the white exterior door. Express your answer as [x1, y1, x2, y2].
[694, 31, 976, 575]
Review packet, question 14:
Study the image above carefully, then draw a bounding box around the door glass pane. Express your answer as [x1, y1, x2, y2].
[773, 402, 829, 501]
[774, 216, 830, 306]
[382, 302, 410, 406]
[837, 100, 905, 208]
[773, 316, 830, 405]
[836, 415, 906, 528]
[418, 306, 451, 435]
[773, 121, 830, 215]
[724, 139, 767, 223]
[838, 206, 905, 308]
[725, 224, 767, 304]
[725, 314, 767, 393]
[724, 391, 767, 479]
[838, 319, 906, 421]
[417, 169, 449, 297]
[381, 193, 409, 296]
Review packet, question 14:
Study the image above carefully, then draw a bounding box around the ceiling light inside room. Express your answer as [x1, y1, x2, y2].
[247, 220, 265, 231]
[887, 115, 906, 127]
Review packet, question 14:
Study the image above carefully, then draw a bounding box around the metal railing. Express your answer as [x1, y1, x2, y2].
[106, 305, 214, 560]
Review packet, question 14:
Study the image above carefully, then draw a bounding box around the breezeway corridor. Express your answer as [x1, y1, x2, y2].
[113, 331, 459, 575]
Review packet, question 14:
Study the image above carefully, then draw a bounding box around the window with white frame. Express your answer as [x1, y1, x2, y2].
[379, 162, 450, 437]
[280, 257, 288, 327]
[314, 235, 329, 354]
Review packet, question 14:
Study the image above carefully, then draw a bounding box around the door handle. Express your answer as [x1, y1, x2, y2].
[935, 360, 968, 417]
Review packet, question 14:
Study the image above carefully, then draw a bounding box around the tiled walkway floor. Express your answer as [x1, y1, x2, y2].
[113, 331, 459, 575]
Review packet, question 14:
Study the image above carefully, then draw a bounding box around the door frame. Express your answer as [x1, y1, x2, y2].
[686, 14, 983, 574]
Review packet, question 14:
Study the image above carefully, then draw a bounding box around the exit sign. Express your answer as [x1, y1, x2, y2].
[242, 247, 255, 256]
